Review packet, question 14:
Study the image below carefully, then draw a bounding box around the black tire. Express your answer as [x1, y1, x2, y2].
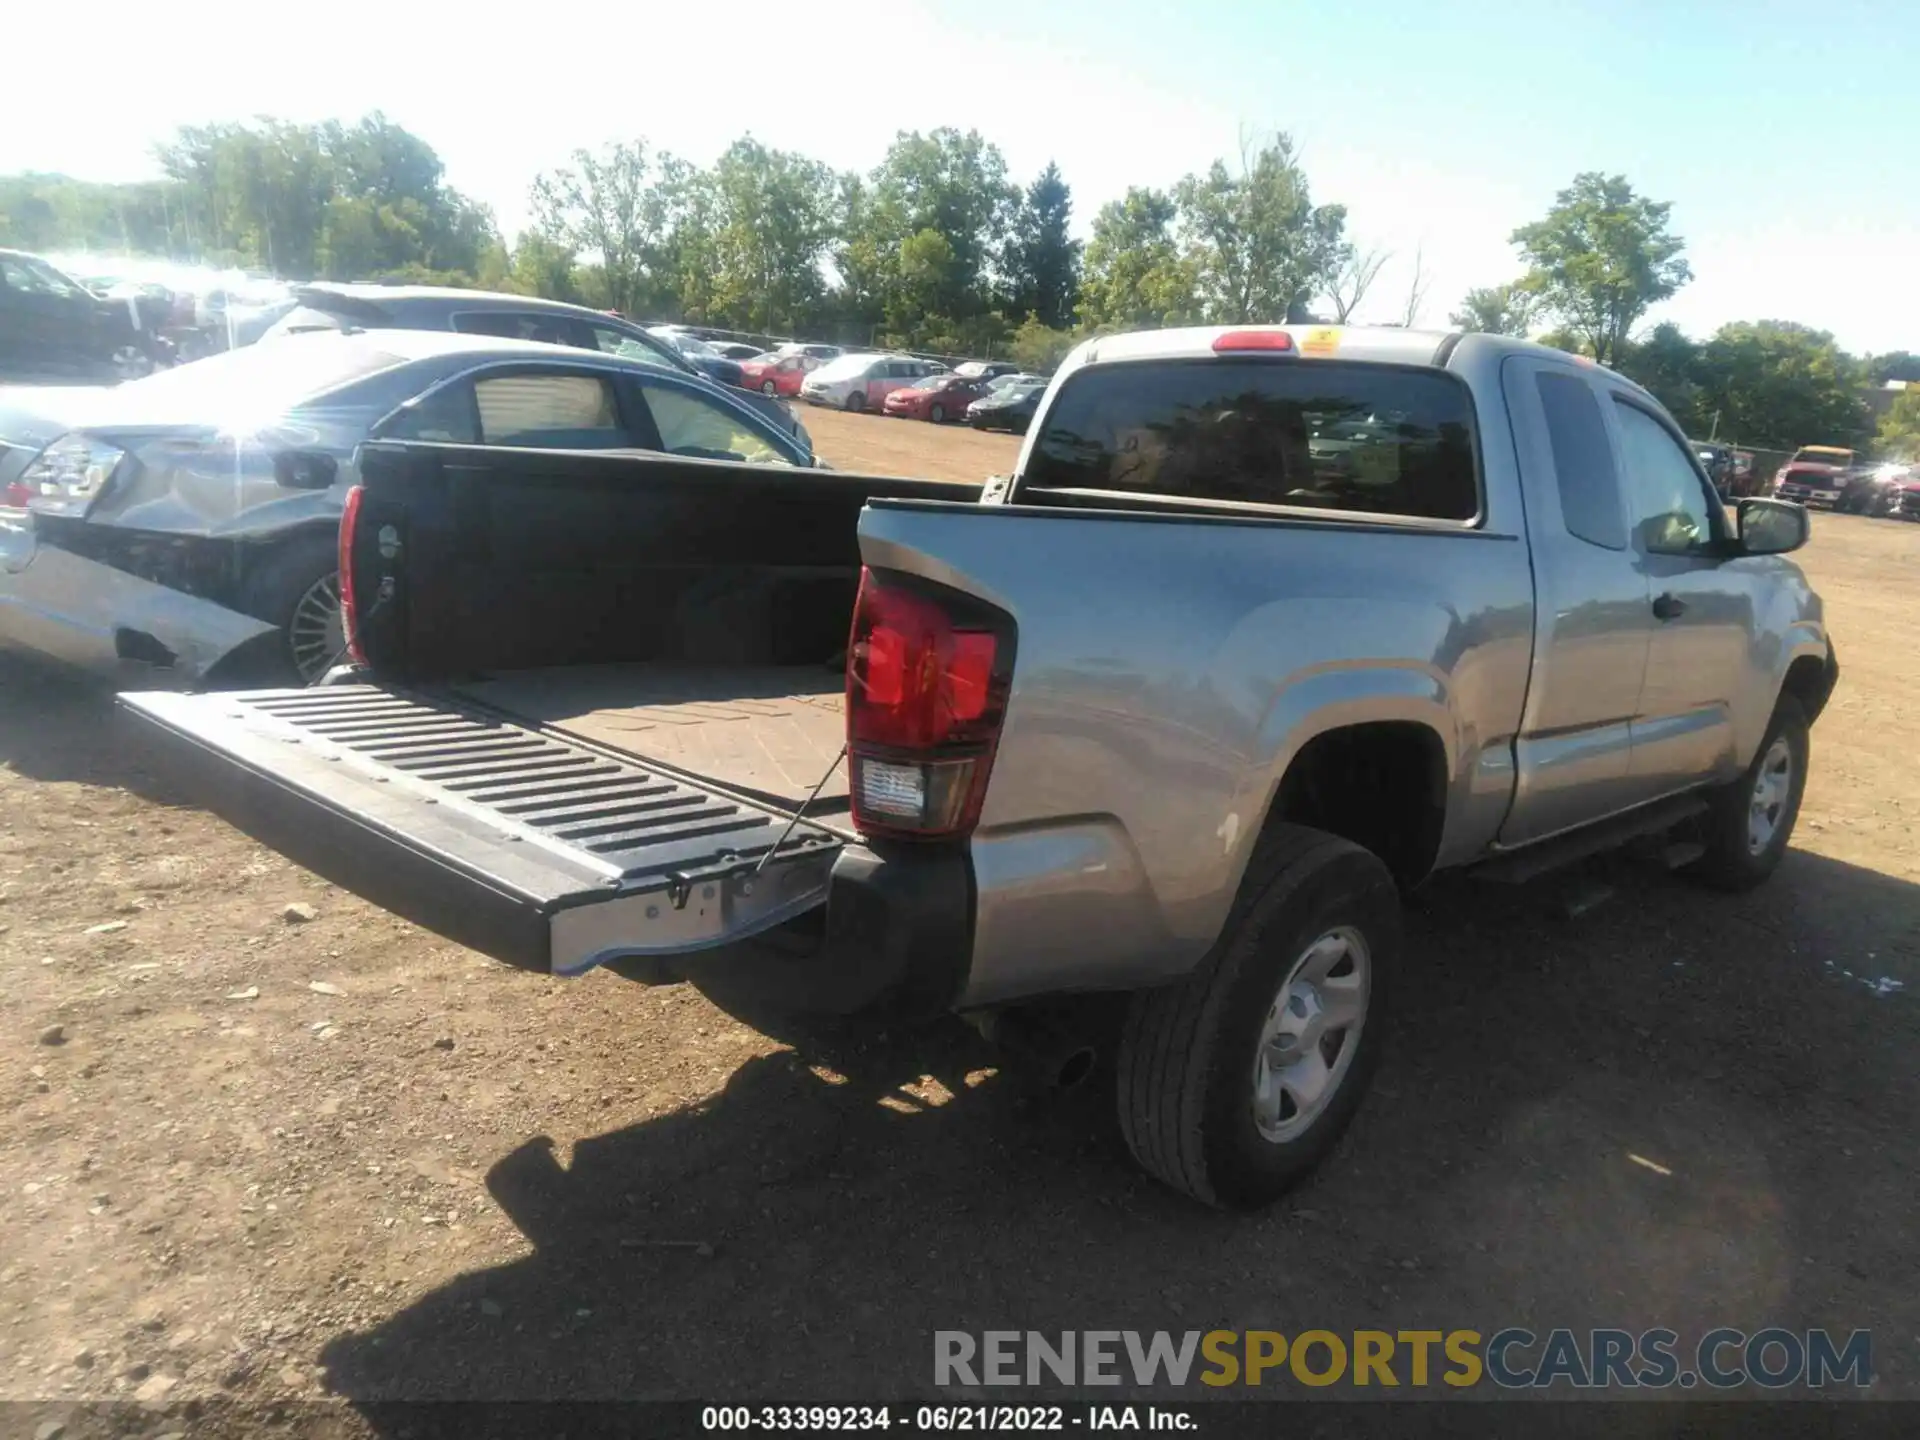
[845, 391, 866, 413]
[761, 380, 778, 396]
[235, 532, 344, 686]
[1116, 824, 1399, 1209]
[1683, 696, 1809, 892]
[930, 403, 947, 425]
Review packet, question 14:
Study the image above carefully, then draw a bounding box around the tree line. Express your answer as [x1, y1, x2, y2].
[2, 115, 1913, 456]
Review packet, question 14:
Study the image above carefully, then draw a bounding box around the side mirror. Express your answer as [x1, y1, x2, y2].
[274, 450, 338, 490]
[1737, 497, 1809, 556]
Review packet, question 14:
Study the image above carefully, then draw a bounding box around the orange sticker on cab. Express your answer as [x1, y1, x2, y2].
[1301, 328, 1340, 356]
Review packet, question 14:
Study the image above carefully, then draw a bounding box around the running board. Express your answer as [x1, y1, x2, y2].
[1474, 795, 1709, 885]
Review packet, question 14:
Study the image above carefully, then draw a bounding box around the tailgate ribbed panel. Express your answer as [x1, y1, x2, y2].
[237, 686, 835, 882]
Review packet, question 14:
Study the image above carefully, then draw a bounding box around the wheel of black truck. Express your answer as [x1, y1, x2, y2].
[1115, 823, 1399, 1209]
[1683, 696, 1809, 892]
[237, 532, 346, 685]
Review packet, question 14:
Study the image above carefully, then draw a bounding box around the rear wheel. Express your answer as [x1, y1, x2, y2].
[845, 391, 866, 413]
[1116, 824, 1398, 1209]
[237, 533, 345, 685]
[930, 403, 947, 424]
[1684, 696, 1808, 891]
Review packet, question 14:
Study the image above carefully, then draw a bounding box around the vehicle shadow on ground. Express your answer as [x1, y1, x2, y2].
[0, 649, 194, 805]
[314, 843, 1920, 1414]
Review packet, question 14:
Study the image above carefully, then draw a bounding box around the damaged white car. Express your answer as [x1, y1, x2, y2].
[0, 329, 818, 686]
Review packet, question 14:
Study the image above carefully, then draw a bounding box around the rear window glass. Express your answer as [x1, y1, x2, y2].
[1021, 359, 1479, 521]
[1535, 371, 1626, 549]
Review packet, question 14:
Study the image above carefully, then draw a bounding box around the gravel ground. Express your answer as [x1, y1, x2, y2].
[2, 418, 1916, 1433]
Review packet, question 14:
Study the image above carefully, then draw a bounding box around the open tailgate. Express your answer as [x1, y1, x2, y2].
[120, 685, 843, 974]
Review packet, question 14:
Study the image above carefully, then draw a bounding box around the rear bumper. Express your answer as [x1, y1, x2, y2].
[0, 518, 274, 686]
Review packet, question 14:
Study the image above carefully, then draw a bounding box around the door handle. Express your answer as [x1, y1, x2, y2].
[1652, 592, 1687, 621]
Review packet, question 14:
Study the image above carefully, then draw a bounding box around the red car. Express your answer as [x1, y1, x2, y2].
[737, 354, 811, 398]
[881, 372, 995, 423]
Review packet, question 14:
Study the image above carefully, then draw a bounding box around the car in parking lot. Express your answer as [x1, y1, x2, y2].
[1773, 445, 1856, 507]
[0, 329, 817, 688]
[258, 284, 805, 445]
[800, 353, 945, 412]
[738, 353, 815, 398]
[1, 247, 174, 382]
[881, 370, 1000, 423]
[966, 374, 1049, 432]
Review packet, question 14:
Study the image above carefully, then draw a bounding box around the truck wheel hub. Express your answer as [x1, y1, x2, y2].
[1251, 926, 1370, 1143]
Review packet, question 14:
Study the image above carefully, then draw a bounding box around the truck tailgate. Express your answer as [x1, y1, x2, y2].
[120, 685, 843, 975]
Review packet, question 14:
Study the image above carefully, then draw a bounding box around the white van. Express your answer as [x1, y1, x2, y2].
[799, 353, 945, 412]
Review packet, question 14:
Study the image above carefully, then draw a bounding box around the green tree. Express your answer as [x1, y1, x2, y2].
[1449, 282, 1534, 336]
[852, 129, 1016, 334]
[1511, 172, 1692, 367]
[506, 231, 583, 303]
[1004, 161, 1081, 329]
[1691, 321, 1868, 451]
[1174, 134, 1349, 325]
[708, 138, 838, 333]
[1078, 187, 1196, 330]
[1877, 388, 1920, 459]
[530, 140, 659, 316]
[1868, 352, 1920, 385]
[1615, 322, 1707, 432]
[1007, 315, 1084, 374]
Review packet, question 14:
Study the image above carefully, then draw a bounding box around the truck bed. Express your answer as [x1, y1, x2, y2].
[453, 664, 850, 822]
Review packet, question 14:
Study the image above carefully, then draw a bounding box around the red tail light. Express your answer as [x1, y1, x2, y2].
[845, 566, 1013, 840]
[3, 481, 29, 508]
[337, 483, 366, 666]
[1213, 329, 1294, 352]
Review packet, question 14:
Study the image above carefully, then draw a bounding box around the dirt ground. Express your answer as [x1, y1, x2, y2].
[2, 415, 1917, 1432]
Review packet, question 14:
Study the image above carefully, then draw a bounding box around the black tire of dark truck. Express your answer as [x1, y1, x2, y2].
[1116, 823, 1401, 1210]
[1683, 696, 1810, 892]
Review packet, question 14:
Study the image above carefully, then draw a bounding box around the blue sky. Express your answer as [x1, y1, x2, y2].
[8, 0, 1914, 352]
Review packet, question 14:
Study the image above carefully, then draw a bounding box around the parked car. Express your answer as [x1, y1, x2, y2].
[708, 341, 767, 361]
[0, 329, 817, 688]
[881, 370, 998, 423]
[0, 248, 174, 382]
[124, 324, 1834, 1210]
[800, 353, 944, 412]
[1837, 462, 1919, 517]
[966, 374, 1049, 433]
[256, 284, 803, 446]
[775, 342, 843, 363]
[645, 328, 747, 390]
[738, 353, 814, 398]
[953, 360, 1021, 382]
[1690, 440, 1735, 496]
[1772, 445, 1856, 507]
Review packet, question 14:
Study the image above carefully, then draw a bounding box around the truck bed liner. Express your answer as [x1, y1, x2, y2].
[453, 664, 849, 815]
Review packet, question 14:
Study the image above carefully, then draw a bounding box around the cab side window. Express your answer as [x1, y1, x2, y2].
[1612, 400, 1718, 555]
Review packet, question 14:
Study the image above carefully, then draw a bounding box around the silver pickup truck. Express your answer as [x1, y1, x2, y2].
[122, 324, 1837, 1209]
